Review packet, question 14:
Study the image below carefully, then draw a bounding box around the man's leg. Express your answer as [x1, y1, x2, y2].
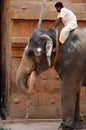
[59, 25, 72, 44]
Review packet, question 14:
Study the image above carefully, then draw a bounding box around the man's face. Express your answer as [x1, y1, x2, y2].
[55, 6, 61, 12]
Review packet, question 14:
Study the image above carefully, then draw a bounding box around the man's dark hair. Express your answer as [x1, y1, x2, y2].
[55, 2, 64, 8]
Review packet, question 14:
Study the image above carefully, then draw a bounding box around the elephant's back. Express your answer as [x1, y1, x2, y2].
[57, 27, 86, 73]
[62, 27, 86, 56]
[72, 27, 86, 43]
[71, 27, 86, 56]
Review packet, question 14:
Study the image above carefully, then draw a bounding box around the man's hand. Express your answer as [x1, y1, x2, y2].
[50, 26, 56, 31]
[50, 18, 62, 31]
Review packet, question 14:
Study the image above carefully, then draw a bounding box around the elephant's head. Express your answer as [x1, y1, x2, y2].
[16, 28, 56, 95]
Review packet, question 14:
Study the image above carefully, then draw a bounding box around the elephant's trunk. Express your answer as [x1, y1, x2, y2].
[16, 52, 37, 96]
[27, 71, 37, 95]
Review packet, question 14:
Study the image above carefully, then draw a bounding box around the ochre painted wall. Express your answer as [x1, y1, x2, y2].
[4, 0, 86, 119]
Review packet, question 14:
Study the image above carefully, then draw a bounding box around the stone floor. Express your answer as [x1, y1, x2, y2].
[0, 119, 86, 130]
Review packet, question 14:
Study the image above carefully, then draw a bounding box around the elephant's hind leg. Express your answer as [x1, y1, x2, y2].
[60, 76, 82, 130]
[74, 90, 83, 129]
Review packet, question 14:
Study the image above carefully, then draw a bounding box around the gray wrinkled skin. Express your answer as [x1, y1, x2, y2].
[16, 27, 86, 130]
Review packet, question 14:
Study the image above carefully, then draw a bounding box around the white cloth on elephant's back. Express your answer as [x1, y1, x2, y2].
[57, 7, 78, 43]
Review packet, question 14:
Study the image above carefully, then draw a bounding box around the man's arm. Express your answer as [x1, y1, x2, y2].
[51, 17, 62, 30]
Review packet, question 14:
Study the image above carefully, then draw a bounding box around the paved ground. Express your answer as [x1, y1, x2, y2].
[0, 120, 86, 130]
[0, 121, 60, 130]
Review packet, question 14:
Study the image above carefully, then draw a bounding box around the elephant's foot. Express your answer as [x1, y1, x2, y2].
[58, 123, 74, 130]
[58, 126, 74, 130]
[74, 121, 83, 129]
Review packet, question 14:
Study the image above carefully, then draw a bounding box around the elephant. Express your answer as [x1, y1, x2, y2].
[16, 27, 86, 130]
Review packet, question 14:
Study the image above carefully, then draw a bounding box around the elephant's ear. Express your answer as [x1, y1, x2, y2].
[41, 34, 53, 66]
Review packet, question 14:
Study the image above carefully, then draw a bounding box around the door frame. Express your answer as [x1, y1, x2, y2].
[1, 0, 11, 115]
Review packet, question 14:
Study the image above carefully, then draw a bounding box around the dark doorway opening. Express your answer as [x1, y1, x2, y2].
[0, 0, 2, 90]
[0, 0, 6, 120]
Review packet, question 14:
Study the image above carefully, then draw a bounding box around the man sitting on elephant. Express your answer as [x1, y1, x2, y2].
[51, 2, 78, 44]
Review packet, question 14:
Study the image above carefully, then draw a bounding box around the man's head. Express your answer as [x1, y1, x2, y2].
[55, 2, 64, 12]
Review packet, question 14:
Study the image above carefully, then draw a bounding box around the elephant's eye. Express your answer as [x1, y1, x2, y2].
[38, 39, 46, 45]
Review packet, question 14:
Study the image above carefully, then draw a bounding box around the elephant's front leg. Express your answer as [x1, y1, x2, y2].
[59, 78, 77, 130]
[74, 91, 83, 129]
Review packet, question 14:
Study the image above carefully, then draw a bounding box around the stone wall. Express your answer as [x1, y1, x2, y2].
[3, 0, 86, 119]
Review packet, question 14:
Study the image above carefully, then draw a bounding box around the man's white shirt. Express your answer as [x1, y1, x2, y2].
[57, 7, 77, 26]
